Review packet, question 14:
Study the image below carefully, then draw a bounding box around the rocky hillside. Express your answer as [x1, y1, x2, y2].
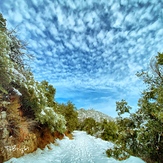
[77, 108, 113, 122]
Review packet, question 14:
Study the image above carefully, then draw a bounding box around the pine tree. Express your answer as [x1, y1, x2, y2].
[106, 53, 163, 162]
[56, 101, 78, 133]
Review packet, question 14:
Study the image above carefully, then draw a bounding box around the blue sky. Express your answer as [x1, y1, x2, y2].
[0, 0, 163, 117]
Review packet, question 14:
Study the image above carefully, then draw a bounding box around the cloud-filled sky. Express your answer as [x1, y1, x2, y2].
[1, 0, 163, 117]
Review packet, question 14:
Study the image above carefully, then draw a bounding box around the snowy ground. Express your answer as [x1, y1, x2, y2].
[5, 131, 145, 163]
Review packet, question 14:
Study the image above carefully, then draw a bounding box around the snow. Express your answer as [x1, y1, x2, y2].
[10, 67, 26, 82]
[13, 87, 22, 96]
[4, 131, 145, 163]
[40, 109, 46, 115]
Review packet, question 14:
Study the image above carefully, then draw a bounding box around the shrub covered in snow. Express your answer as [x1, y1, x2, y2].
[0, 14, 11, 94]
[35, 107, 66, 133]
[19, 78, 67, 133]
[0, 13, 29, 94]
[0, 13, 69, 135]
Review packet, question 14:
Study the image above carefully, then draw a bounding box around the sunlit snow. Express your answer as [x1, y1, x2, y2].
[5, 131, 145, 163]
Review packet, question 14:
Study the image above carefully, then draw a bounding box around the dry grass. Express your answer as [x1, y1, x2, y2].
[65, 131, 73, 140]
[36, 128, 56, 149]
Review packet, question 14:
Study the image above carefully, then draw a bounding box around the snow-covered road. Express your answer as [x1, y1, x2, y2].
[5, 131, 145, 163]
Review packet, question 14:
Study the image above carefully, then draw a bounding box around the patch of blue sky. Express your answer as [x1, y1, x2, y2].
[0, 0, 163, 117]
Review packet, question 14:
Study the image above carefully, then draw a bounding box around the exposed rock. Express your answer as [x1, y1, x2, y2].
[78, 108, 113, 123]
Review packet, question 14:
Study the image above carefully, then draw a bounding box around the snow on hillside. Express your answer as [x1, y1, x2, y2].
[78, 108, 113, 122]
[5, 131, 145, 163]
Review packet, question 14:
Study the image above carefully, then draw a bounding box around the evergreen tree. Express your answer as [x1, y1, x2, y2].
[0, 13, 66, 134]
[106, 53, 163, 162]
[100, 119, 118, 142]
[79, 117, 96, 135]
[136, 53, 163, 162]
[56, 101, 78, 133]
[0, 13, 30, 93]
[0, 13, 10, 93]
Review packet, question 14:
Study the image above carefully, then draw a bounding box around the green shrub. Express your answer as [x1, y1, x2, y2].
[106, 53, 163, 163]
[56, 101, 78, 133]
[78, 117, 118, 142]
[106, 147, 130, 161]
[79, 117, 97, 135]
[35, 106, 66, 133]
[100, 120, 118, 142]
[19, 79, 67, 133]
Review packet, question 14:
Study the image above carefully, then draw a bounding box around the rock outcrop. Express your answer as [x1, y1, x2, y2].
[78, 108, 113, 123]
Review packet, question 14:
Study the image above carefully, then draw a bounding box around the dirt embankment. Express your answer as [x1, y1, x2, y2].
[0, 93, 67, 162]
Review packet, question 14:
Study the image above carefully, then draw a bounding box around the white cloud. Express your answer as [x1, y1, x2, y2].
[1, 0, 163, 116]
[114, 11, 124, 27]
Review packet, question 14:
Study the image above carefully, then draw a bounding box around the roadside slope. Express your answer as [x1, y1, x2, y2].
[5, 131, 145, 163]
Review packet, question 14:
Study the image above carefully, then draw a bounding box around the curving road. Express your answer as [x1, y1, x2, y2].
[5, 131, 145, 163]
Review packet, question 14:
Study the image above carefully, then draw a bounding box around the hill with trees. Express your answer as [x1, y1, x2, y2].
[77, 108, 113, 122]
[77, 108, 118, 143]
[0, 13, 78, 162]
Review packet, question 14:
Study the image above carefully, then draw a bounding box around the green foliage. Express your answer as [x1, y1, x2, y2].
[117, 116, 140, 154]
[100, 120, 118, 142]
[136, 53, 163, 162]
[78, 117, 118, 142]
[0, 13, 67, 134]
[106, 53, 163, 163]
[19, 78, 67, 133]
[106, 147, 130, 161]
[35, 106, 66, 133]
[116, 99, 131, 116]
[56, 101, 78, 133]
[0, 14, 11, 92]
[78, 117, 97, 135]
[0, 13, 7, 54]
[39, 80, 56, 107]
[0, 13, 30, 94]
[0, 13, 6, 31]
[156, 52, 163, 65]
